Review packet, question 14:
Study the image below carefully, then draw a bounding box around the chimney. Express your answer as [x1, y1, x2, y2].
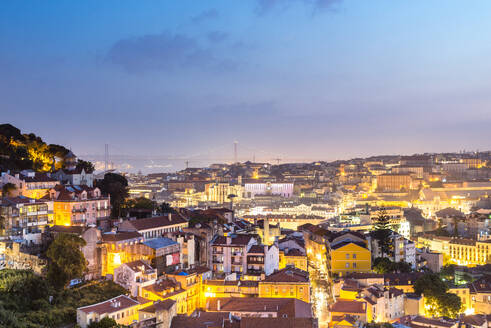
[217, 300, 221, 311]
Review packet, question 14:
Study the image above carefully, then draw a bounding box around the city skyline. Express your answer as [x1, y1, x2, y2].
[3, 0, 491, 167]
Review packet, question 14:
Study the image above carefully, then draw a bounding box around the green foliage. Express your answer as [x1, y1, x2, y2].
[0, 270, 126, 328]
[373, 257, 412, 274]
[2, 182, 17, 197]
[0, 123, 70, 172]
[440, 264, 456, 281]
[96, 173, 129, 218]
[76, 159, 95, 174]
[125, 197, 156, 210]
[414, 273, 448, 297]
[88, 316, 121, 328]
[373, 209, 393, 257]
[47, 234, 87, 289]
[424, 292, 462, 318]
[158, 202, 175, 214]
[414, 272, 462, 318]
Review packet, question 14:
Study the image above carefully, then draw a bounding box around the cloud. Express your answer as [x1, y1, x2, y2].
[191, 9, 219, 23]
[106, 31, 236, 73]
[256, 0, 342, 14]
[207, 31, 228, 43]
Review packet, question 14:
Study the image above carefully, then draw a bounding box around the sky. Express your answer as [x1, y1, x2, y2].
[2, 0, 491, 171]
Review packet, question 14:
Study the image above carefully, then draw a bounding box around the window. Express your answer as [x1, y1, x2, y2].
[353, 263, 357, 268]
[346, 254, 350, 259]
[353, 253, 357, 259]
[345, 263, 350, 268]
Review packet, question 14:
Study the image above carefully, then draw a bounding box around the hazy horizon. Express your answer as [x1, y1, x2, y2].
[3, 0, 491, 169]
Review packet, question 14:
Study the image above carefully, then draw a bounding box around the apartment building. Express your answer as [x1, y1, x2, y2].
[211, 234, 258, 274]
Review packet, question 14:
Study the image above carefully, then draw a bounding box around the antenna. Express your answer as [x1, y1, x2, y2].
[234, 141, 238, 163]
[185, 160, 189, 169]
[104, 144, 109, 172]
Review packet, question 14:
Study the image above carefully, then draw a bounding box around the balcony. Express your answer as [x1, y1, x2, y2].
[72, 208, 87, 213]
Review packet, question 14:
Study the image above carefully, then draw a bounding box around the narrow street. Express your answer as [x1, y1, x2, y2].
[308, 254, 332, 328]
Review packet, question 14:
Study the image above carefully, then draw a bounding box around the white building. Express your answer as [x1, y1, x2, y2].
[113, 260, 157, 297]
[244, 182, 294, 198]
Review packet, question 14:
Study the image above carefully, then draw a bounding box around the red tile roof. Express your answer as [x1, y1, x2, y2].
[263, 267, 309, 283]
[329, 300, 366, 314]
[78, 295, 139, 315]
[125, 214, 187, 231]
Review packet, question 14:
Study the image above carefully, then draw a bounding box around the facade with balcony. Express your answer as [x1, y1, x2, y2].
[0, 196, 51, 245]
[211, 234, 258, 275]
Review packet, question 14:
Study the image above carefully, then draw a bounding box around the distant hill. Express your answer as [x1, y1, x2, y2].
[0, 123, 70, 172]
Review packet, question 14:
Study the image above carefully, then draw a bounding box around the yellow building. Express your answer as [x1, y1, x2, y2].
[166, 267, 211, 315]
[279, 249, 308, 271]
[76, 295, 150, 328]
[201, 279, 259, 308]
[448, 286, 471, 312]
[329, 242, 371, 276]
[418, 234, 491, 266]
[258, 267, 310, 303]
[141, 279, 189, 314]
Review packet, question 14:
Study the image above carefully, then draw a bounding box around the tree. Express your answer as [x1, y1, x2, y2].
[435, 292, 462, 318]
[373, 257, 393, 274]
[372, 209, 393, 257]
[96, 173, 128, 218]
[46, 234, 87, 289]
[1, 182, 17, 197]
[414, 273, 448, 297]
[88, 317, 121, 328]
[440, 264, 455, 281]
[373, 257, 412, 274]
[76, 159, 95, 173]
[158, 202, 175, 214]
[414, 272, 462, 318]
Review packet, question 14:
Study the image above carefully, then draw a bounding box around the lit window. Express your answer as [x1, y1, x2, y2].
[345, 263, 350, 268]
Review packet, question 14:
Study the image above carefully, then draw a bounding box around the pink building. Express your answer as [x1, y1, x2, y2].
[44, 185, 110, 226]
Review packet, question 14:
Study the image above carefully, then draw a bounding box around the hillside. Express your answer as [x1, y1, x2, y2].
[0, 124, 72, 172]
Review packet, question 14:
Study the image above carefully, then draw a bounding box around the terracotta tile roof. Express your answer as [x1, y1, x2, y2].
[263, 267, 309, 283]
[212, 234, 255, 246]
[469, 276, 491, 293]
[411, 316, 456, 328]
[207, 298, 312, 318]
[240, 317, 317, 328]
[345, 272, 384, 280]
[78, 295, 139, 315]
[171, 312, 235, 328]
[248, 245, 265, 254]
[102, 231, 142, 242]
[329, 300, 366, 314]
[331, 241, 367, 250]
[384, 272, 424, 286]
[49, 225, 85, 235]
[125, 214, 187, 231]
[140, 299, 176, 313]
[461, 315, 486, 327]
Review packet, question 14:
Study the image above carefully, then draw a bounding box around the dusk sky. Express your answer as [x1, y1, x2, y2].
[2, 1, 491, 170]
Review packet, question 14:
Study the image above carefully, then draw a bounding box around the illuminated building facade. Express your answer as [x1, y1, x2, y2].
[279, 248, 308, 272]
[258, 267, 310, 303]
[0, 196, 51, 245]
[100, 231, 146, 276]
[244, 181, 294, 198]
[76, 295, 148, 328]
[376, 173, 413, 192]
[45, 185, 109, 226]
[211, 234, 258, 274]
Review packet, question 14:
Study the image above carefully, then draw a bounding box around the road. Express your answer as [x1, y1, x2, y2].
[308, 254, 332, 328]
